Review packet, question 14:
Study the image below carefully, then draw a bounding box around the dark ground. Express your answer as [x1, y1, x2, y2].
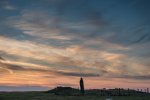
[0, 92, 150, 100]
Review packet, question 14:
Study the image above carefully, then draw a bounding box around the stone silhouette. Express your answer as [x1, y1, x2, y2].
[80, 77, 84, 95]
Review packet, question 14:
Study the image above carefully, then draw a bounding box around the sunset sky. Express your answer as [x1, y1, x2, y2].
[0, 0, 150, 91]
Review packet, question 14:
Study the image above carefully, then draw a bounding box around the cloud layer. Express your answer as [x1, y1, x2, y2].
[0, 0, 150, 90]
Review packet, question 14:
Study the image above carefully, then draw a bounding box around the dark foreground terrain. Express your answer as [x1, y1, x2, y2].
[0, 92, 150, 100]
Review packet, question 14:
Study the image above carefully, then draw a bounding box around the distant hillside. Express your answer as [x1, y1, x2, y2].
[47, 87, 150, 96]
[47, 87, 79, 95]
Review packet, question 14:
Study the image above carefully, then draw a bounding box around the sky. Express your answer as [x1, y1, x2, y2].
[0, 0, 150, 91]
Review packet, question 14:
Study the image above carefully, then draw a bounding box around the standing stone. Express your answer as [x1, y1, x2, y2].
[80, 77, 84, 95]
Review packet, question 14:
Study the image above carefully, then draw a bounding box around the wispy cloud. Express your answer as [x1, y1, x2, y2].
[9, 10, 72, 40]
[0, 0, 150, 89]
[3, 4, 16, 10]
[0, 0, 16, 10]
[111, 74, 150, 80]
[0, 36, 150, 82]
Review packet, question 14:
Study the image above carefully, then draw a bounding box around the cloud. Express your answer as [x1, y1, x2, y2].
[0, 33, 150, 84]
[1, 0, 150, 89]
[0, 0, 16, 10]
[7, 6, 108, 44]
[0, 36, 104, 72]
[3, 4, 16, 10]
[0, 61, 47, 73]
[0, 57, 52, 75]
[111, 74, 150, 80]
[0, 57, 100, 78]
[0, 56, 5, 61]
[0, 36, 149, 81]
[57, 71, 100, 77]
[9, 10, 72, 40]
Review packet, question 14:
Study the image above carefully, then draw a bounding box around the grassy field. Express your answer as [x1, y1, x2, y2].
[0, 92, 150, 100]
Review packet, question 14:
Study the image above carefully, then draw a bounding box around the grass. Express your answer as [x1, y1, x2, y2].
[0, 92, 150, 100]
